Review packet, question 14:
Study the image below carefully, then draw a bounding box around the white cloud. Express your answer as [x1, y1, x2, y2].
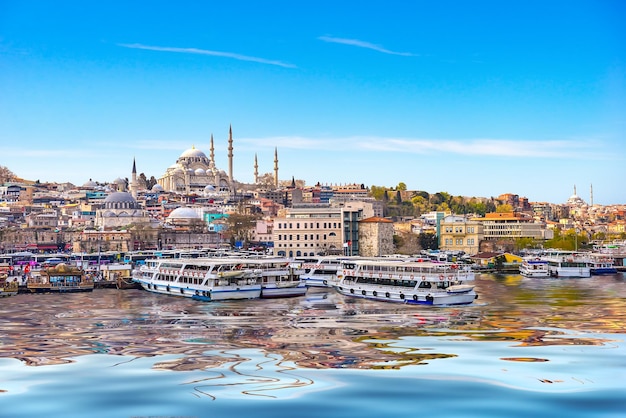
[234, 136, 608, 159]
[118, 43, 296, 68]
[318, 36, 415, 56]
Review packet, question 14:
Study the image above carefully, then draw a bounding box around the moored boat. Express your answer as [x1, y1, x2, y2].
[0, 274, 19, 297]
[542, 251, 591, 278]
[333, 259, 477, 306]
[588, 254, 618, 275]
[296, 255, 346, 287]
[519, 258, 550, 278]
[132, 257, 265, 301]
[27, 263, 94, 293]
[252, 258, 307, 298]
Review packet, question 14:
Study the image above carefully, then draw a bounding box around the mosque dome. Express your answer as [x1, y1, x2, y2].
[168, 207, 201, 220]
[82, 179, 97, 188]
[151, 184, 164, 192]
[104, 192, 138, 210]
[194, 168, 206, 176]
[179, 147, 207, 159]
[113, 177, 126, 185]
[204, 185, 216, 192]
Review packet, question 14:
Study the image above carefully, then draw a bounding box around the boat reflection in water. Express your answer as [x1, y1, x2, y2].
[0, 273, 625, 412]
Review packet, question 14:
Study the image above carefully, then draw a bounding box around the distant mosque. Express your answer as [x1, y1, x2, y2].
[566, 184, 592, 207]
[157, 126, 279, 194]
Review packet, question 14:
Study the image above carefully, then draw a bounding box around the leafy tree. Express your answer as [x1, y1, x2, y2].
[496, 204, 514, 213]
[224, 213, 258, 247]
[138, 173, 148, 189]
[397, 182, 407, 191]
[0, 165, 16, 183]
[418, 232, 438, 250]
[514, 237, 539, 252]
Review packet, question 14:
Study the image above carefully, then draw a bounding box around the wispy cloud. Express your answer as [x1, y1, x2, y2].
[118, 43, 296, 68]
[318, 36, 415, 56]
[241, 136, 607, 159]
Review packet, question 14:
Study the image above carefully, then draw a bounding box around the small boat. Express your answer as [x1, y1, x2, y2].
[0, 274, 18, 297]
[519, 258, 550, 278]
[27, 263, 94, 293]
[333, 258, 477, 306]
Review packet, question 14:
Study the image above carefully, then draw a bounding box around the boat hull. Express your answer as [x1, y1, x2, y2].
[136, 279, 261, 301]
[334, 285, 477, 306]
[261, 283, 308, 298]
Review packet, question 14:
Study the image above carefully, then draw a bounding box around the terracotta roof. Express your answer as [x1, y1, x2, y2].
[360, 216, 393, 223]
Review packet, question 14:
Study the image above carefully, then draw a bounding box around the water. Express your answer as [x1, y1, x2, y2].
[1, 273, 625, 418]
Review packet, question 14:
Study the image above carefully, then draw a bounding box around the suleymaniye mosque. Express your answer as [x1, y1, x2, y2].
[157, 126, 279, 195]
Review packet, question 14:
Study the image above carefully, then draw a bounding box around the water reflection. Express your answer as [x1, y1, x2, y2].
[0, 273, 624, 372]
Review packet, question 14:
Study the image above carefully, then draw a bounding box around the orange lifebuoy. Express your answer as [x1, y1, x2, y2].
[439, 275, 444, 281]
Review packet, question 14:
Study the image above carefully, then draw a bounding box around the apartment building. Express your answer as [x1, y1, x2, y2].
[272, 204, 364, 257]
[439, 215, 483, 254]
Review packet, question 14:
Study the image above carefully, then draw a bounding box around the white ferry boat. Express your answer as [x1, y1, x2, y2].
[333, 259, 477, 306]
[519, 258, 550, 278]
[133, 258, 262, 301]
[588, 254, 618, 275]
[296, 256, 347, 287]
[245, 257, 307, 298]
[542, 251, 591, 278]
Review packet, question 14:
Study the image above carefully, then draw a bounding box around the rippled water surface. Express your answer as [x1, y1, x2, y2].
[1, 273, 625, 417]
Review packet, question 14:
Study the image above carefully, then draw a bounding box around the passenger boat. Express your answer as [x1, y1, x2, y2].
[97, 263, 142, 289]
[333, 259, 477, 306]
[519, 258, 550, 278]
[27, 263, 94, 293]
[251, 257, 307, 298]
[0, 273, 18, 297]
[296, 255, 346, 287]
[133, 257, 262, 301]
[587, 254, 618, 275]
[542, 251, 591, 278]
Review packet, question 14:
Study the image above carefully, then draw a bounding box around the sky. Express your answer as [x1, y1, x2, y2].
[1, 1, 625, 205]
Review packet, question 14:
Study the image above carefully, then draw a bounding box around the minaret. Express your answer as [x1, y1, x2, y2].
[130, 157, 138, 199]
[573, 184, 577, 196]
[209, 134, 215, 168]
[590, 184, 593, 206]
[254, 153, 259, 184]
[228, 125, 234, 193]
[273, 147, 279, 189]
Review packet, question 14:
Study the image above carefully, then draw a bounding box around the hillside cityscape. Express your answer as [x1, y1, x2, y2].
[0, 143, 625, 259]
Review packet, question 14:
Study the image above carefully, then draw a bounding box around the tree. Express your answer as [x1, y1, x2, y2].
[396, 182, 407, 191]
[223, 213, 258, 247]
[496, 204, 514, 213]
[418, 232, 438, 251]
[0, 166, 16, 183]
[138, 173, 148, 189]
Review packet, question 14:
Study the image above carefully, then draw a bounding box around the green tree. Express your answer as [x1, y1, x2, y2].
[496, 204, 514, 213]
[397, 182, 407, 191]
[418, 232, 438, 251]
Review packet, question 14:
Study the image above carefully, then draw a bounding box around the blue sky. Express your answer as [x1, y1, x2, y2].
[1, 1, 625, 205]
